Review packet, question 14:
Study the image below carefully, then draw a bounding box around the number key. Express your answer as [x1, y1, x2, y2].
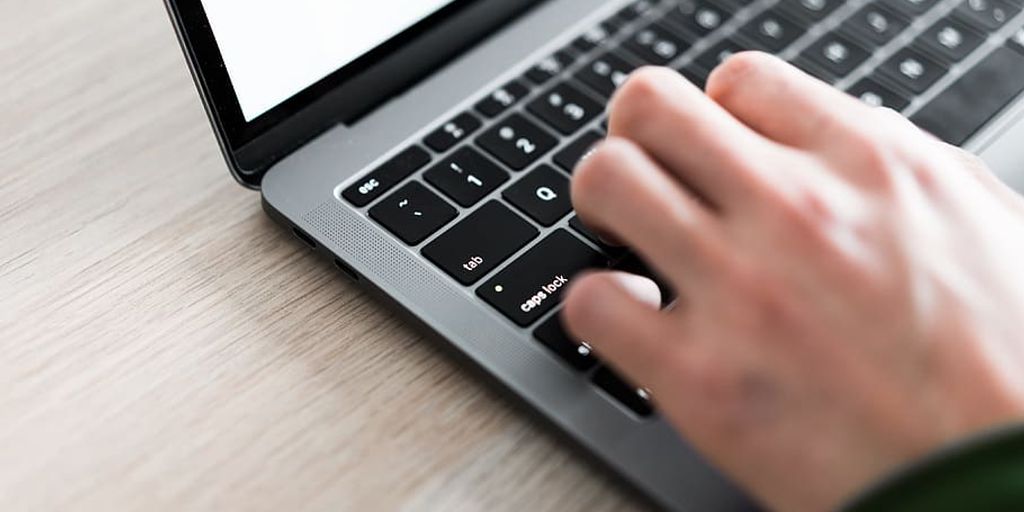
[666, 0, 734, 37]
[424, 147, 508, 207]
[527, 82, 602, 135]
[917, 16, 985, 63]
[740, 9, 803, 53]
[955, 0, 1020, 31]
[886, 0, 940, 16]
[779, 0, 844, 22]
[846, 77, 911, 110]
[694, 38, 749, 72]
[573, 23, 615, 52]
[423, 112, 482, 152]
[525, 50, 575, 85]
[878, 47, 946, 94]
[476, 114, 557, 170]
[574, 52, 637, 98]
[475, 80, 530, 118]
[842, 3, 909, 46]
[617, 0, 658, 21]
[624, 22, 691, 65]
[801, 32, 871, 78]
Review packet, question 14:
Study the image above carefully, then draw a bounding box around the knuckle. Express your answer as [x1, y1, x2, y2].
[572, 144, 614, 201]
[777, 185, 836, 234]
[609, 66, 678, 132]
[562, 272, 611, 334]
[844, 133, 901, 189]
[706, 51, 773, 103]
[572, 138, 634, 204]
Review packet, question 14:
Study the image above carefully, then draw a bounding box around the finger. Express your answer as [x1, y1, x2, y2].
[573, 137, 728, 289]
[705, 52, 881, 150]
[940, 143, 1024, 215]
[607, 66, 782, 211]
[562, 271, 677, 390]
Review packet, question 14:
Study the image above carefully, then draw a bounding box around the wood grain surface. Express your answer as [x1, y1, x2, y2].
[0, 1, 646, 510]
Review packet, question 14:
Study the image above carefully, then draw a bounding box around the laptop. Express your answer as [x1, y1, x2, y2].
[164, 0, 1024, 509]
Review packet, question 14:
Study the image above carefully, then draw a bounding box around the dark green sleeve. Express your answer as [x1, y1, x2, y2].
[842, 422, 1024, 512]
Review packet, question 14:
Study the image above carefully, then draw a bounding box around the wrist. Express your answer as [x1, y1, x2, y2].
[841, 420, 1024, 512]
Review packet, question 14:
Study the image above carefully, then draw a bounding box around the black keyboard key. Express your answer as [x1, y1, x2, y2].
[842, 3, 910, 46]
[778, 0, 844, 23]
[475, 80, 530, 118]
[422, 201, 538, 285]
[740, 9, 804, 53]
[678, 64, 710, 89]
[604, 13, 629, 32]
[526, 50, 575, 85]
[342, 146, 431, 207]
[791, 57, 839, 84]
[1010, 26, 1024, 54]
[955, 0, 1020, 31]
[477, 114, 558, 171]
[369, 181, 457, 245]
[573, 23, 616, 53]
[593, 367, 654, 417]
[478, 229, 608, 327]
[569, 215, 627, 256]
[694, 39, 749, 72]
[917, 16, 986, 63]
[423, 112, 482, 153]
[801, 32, 871, 78]
[666, 0, 735, 38]
[424, 146, 509, 207]
[554, 130, 604, 173]
[527, 82, 602, 135]
[574, 52, 637, 98]
[846, 77, 911, 110]
[911, 46, 1024, 145]
[534, 312, 598, 371]
[618, 0, 658, 21]
[877, 47, 946, 94]
[884, 0, 940, 16]
[503, 164, 573, 226]
[624, 22, 692, 65]
[613, 253, 676, 305]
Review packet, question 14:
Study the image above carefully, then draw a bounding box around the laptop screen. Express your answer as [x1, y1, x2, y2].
[201, 0, 458, 122]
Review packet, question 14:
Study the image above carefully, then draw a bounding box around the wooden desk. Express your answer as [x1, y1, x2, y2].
[0, 1, 644, 510]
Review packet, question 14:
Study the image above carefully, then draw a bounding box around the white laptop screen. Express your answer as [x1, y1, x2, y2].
[200, 1, 457, 122]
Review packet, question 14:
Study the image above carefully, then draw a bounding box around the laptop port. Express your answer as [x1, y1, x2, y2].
[291, 227, 318, 250]
[333, 258, 360, 282]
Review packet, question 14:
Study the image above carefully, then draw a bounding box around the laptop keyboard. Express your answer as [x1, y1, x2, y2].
[342, 0, 1024, 418]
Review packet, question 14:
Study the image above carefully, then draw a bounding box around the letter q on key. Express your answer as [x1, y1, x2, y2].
[536, 186, 558, 202]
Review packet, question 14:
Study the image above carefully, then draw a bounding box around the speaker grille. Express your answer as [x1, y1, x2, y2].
[300, 199, 541, 368]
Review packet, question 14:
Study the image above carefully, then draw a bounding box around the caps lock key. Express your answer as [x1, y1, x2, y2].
[478, 230, 608, 327]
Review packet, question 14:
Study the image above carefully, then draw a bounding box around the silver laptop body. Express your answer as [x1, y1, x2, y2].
[166, 0, 1024, 509]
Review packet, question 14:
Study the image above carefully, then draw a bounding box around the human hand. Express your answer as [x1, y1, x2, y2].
[563, 53, 1024, 512]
